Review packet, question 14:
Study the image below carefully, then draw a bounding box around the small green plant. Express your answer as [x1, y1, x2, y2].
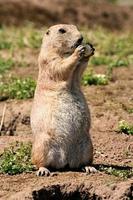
[91, 56, 111, 66]
[109, 58, 129, 68]
[0, 25, 42, 50]
[28, 30, 42, 48]
[0, 41, 12, 50]
[0, 57, 15, 73]
[102, 35, 133, 57]
[99, 165, 133, 179]
[0, 77, 36, 100]
[82, 72, 108, 85]
[0, 142, 34, 175]
[127, 108, 133, 114]
[121, 104, 133, 114]
[17, 31, 27, 48]
[107, 0, 118, 3]
[118, 120, 133, 135]
[0, 27, 12, 49]
[106, 58, 129, 80]
[17, 29, 41, 49]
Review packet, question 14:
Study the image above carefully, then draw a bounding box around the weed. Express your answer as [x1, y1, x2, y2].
[118, 120, 133, 135]
[82, 72, 108, 85]
[0, 142, 34, 175]
[91, 56, 111, 66]
[28, 30, 42, 49]
[0, 41, 12, 50]
[0, 57, 15, 73]
[17, 29, 42, 49]
[107, 0, 118, 3]
[0, 27, 12, 49]
[121, 104, 133, 114]
[0, 25, 42, 51]
[127, 108, 133, 114]
[102, 34, 133, 57]
[0, 77, 36, 100]
[17, 31, 27, 48]
[99, 165, 133, 179]
[109, 58, 129, 68]
[106, 58, 129, 80]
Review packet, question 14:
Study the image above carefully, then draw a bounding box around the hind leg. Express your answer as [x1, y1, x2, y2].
[82, 146, 97, 174]
[32, 139, 50, 176]
[80, 138, 97, 174]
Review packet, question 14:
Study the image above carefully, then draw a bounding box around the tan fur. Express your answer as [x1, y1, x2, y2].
[31, 24, 95, 174]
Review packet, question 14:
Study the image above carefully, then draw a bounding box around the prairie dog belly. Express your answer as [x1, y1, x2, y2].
[54, 89, 91, 139]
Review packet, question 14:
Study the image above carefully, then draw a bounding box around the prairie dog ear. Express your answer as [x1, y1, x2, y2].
[46, 29, 50, 35]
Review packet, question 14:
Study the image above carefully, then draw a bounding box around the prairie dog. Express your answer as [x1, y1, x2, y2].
[31, 24, 96, 176]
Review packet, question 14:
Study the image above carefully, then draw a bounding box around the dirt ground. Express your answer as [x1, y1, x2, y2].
[0, 65, 133, 199]
[0, 0, 133, 30]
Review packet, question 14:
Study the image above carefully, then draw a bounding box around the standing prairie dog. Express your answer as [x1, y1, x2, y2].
[31, 24, 96, 176]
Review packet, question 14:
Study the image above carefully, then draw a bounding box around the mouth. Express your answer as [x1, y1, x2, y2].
[71, 37, 83, 49]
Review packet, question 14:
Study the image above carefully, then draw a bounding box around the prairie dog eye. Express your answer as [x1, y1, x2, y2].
[46, 30, 50, 35]
[58, 28, 66, 34]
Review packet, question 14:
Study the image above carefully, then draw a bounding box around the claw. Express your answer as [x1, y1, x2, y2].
[36, 167, 50, 177]
[83, 166, 97, 174]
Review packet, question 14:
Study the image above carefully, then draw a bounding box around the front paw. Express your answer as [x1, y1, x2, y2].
[84, 43, 95, 57]
[75, 45, 86, 60]
[74, 44, 95, 61]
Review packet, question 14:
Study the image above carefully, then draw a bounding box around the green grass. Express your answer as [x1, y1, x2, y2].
[0, 57, 15, 73]
[0, 27, 12, 49]
[17, 29, 42, 49]
[100, 33, 133, 58]
[27, 30, 42, 48]
[0, 77, 36, 100]
[126, 108, 133, 114]
[91, 56, 129, 67]
[99, 165, 133, 179]
[0, 25, 42, 50]
[0, 142, 34, 175]
[109, 58, 129, 68]
[82, 72, 108, 85]
[90, 56, 112, 66]
[0, 41, 12, 50]
[0, 57, 30, 74]
[118, 120, 133, 135]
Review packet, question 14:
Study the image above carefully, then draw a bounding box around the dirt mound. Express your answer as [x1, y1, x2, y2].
[1, 174, 132, 200]
[0, 0, 133, 30]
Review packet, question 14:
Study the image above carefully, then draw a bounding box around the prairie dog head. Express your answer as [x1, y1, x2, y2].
[41, 24, 83, 56]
